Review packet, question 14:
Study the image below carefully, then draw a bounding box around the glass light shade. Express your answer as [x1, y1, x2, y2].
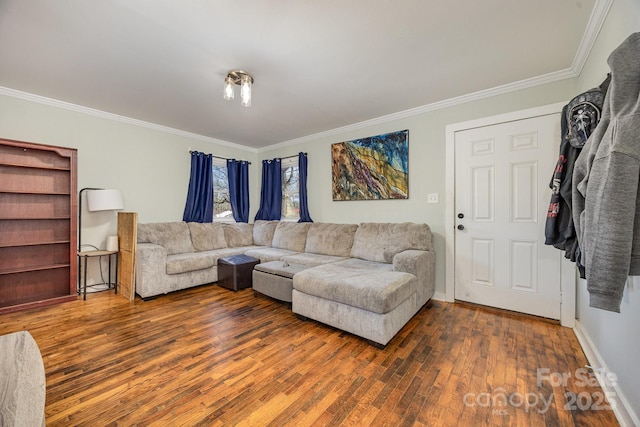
[86, 189, 124, 212]
[240, 75, 251, 107]
[223, 76, 234, 100]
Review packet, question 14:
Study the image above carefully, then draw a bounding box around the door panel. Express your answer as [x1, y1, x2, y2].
[454, 114, 562, 319]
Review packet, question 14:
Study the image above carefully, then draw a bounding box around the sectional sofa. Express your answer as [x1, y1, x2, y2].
[0, 330, 46, 426]
[136, 220, 435, 346]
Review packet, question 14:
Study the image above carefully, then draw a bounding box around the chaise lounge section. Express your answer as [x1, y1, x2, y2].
[292, 222, 434, 346]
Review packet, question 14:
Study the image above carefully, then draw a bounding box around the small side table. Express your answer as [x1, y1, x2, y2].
[218, 255, 260, 291]
[77, 250, 119, 300]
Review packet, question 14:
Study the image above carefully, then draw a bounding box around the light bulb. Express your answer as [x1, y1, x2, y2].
[240, 75, 251, 107]
[223, 76, 234, 100]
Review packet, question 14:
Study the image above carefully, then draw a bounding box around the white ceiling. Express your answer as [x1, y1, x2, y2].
[0, 0, 602, 149]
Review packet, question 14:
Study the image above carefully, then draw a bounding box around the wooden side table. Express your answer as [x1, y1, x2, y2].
[217, 255, 260, 291]
[77, 250, 118, 300]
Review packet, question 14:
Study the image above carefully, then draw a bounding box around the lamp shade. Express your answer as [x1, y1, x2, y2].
[86, 189, 124, 212]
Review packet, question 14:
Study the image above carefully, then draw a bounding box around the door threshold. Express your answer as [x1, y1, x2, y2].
[454, 300, 561, 325]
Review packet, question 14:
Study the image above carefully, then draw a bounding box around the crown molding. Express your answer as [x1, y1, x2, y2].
[0, 86, 257, 154]
[263, 0, 612, 152]
[262, 67, 577, 152]
[570, 0, 614, 75]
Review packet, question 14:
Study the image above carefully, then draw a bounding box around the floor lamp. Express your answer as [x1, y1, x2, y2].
[78, 188, 124, 292]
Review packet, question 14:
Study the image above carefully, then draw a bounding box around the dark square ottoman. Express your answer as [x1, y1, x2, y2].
[217, 254, 260, 291]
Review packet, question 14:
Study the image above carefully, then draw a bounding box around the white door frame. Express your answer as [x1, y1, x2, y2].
[445, 102, 576, 327]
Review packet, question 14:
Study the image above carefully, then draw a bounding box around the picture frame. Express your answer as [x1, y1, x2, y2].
[331, 129, 409, 201]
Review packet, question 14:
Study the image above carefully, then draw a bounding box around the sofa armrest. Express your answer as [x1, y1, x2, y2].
[0, 331, 46, 426]
[136, 243, 170, 297]
[393, 249, 435, 306]
[137, 242, 167, 263]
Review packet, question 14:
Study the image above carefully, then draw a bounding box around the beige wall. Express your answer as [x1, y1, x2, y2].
[0, 95, 258, 251]
[258, 79, 578, 299]
[0, 73, 578, 298]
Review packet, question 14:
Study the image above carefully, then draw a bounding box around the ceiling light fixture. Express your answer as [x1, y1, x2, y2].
[223, 69, 253, 107]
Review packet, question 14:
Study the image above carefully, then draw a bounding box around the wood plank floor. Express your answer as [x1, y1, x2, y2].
[0, 285, 619, 426]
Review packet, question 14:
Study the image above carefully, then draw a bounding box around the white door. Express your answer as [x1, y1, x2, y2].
[454, 113, 562, 319]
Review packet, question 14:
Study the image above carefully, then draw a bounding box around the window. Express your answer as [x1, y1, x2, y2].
[213, 158, 233, 219]
[281, 157, 299, 220]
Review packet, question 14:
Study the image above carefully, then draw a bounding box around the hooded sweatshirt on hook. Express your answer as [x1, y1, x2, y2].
[573, 32, 640, 313]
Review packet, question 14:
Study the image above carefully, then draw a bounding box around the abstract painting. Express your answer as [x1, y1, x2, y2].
[331, 129, 409, 201]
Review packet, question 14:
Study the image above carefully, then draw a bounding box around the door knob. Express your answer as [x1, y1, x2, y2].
[457, 224, 465, 230]
[458, 213, 464, 219]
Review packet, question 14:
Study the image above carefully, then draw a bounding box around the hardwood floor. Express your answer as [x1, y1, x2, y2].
[0, 285, 619, 426]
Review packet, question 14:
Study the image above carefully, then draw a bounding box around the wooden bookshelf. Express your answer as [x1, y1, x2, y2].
[0, 138, 78, 314]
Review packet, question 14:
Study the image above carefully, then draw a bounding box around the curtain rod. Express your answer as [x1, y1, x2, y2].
[188, 148, 308, 163]
[188, 149, 251, 164]
[279, 152, 307, 160]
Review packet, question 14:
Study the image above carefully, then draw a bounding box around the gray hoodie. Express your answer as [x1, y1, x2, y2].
[573, 32, 640, 313]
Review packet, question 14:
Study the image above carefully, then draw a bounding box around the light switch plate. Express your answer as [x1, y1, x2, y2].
[427, 193, 439, 204]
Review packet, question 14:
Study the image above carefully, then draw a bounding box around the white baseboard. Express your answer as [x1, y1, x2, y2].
[574, 320, 639, 427]
[432, 291, 446, 302]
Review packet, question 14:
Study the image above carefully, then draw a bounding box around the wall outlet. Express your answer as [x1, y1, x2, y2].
[427, 193, 439, 204]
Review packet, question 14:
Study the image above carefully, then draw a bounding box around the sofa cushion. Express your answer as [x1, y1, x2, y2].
[331, 257, 394, 272]
[304, 223, 357, 256]
[187, 222, 227, 251]
[222, 223, 254, 247]
[282, 252, 348, 267]
[244, 247, 300, 263]
[166, 252, 215, 275]
[200, 247, 264, 261]
[350, 222, 432, 263]
[254, 260, 313, 279]
[293, 262, 417, 314]
[137, 222, 195, 255]
[253, 220, 279, 246]
[271, 222, 312, 252]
